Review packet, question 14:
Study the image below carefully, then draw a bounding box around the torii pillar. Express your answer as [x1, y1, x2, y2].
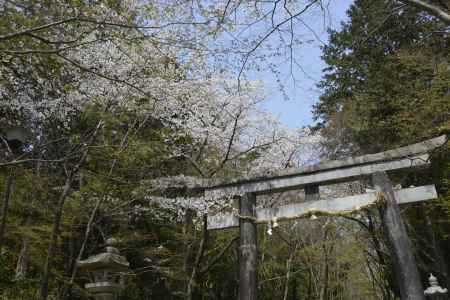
[205, 135, 446, 300]
[239, 193, 257, 300]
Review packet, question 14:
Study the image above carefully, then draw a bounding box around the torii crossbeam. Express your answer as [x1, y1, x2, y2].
[204, 135, 447, 300]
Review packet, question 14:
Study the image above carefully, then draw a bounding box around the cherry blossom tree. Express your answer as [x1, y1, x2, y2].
[1, 2, 327, 299]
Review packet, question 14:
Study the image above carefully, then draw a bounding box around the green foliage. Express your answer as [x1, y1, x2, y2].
[0, 249, 38, 300]
[0, 249, 15, 288]
[2, 0, 448, 299]
[314, 0, 450, 297]
[315, 0, 449, 155]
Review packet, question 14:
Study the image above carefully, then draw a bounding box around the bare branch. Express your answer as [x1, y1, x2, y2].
[0, 158, 68, 168]
[341, 215, 370, 230]
[181, 154, 207, 177]
[218, 0, 234, 27]
[1, 38, 105, 54]
[399, 0, 450, 24]
[0, 17, 209, 42]
[200, 235, 239, 275]
[208, 109, 242, 177]
[56, 54, 155, 99]
[0, 17, 78, 41]
[238, 0, 320, 88]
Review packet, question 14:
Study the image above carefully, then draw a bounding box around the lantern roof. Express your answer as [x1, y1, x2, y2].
[77, 238, 130, 272]
[77, 252, 130, 271]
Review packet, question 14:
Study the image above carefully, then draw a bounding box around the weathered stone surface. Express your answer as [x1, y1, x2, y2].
[206, 154, 430, 196]
[239, 193, 257, 300]
[373, 172, 425, 300]
[77, 238, 130, 300]
[205, 135, 446, 193]
[77, 252, 130, 271]
[207, 185, 437, 230]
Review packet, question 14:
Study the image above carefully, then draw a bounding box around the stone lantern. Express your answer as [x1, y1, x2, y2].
[424, 273, 448, 300]
[77, 238, 130, 300]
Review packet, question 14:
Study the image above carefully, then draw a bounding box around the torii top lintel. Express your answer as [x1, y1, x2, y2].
[204, 135, 447, 196]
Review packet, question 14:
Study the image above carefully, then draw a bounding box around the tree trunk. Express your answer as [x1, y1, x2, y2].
[291, 269, 298, 300]
[62, 192, 101, 299]
[187, 215, 208, 300]
[39, 121, 102, 299]
[0, 168, 13, 250]
[39, 175, 74, 299]
[319, 230, 331, 300]
[239, 193, 257, 300]
[307, 268, 313, 299]
[15, 236, 29, 280]
[283, 251, 294, 300]
[64, 123, 134, 298]
[372, 171, 425, 300]
[16, 161, 41, 280]
[183, 208, 195, 283]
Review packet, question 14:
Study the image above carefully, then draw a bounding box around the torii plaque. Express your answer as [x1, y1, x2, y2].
[204, 135, 447, 300]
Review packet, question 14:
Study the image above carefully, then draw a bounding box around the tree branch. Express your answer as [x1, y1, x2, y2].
[0, 17, 78, 41]
[56, 53, 155, 99]
[0, 158, 68, 168]
[187, 215, 208, 300]
[200, 235, 239, 275]
[238, 0, 319, 88]
[399, 0, 450, 24]
[208, 109, 242, 177]
[0, 16, 210, 42]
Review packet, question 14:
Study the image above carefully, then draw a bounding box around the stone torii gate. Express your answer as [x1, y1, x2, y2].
[203, 135, 447, 300]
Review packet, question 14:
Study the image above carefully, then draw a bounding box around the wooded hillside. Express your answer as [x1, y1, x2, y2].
[0, 0, 449, 299]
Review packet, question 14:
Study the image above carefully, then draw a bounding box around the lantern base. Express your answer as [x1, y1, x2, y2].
[85, 282, 123, 300]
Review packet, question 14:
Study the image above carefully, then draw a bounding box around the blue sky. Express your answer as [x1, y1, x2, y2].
[259, 0, 353, 128]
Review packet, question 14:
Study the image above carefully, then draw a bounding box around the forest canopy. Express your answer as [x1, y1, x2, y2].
[0, 0, 449, 299]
